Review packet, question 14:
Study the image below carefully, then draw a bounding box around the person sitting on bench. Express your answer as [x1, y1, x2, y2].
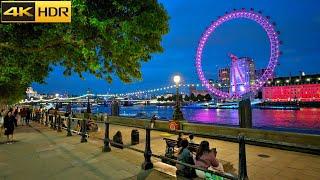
[195, 141, 224, 178]
[177, 132, 183, 148]
[176, 139, 197, 178]
[189, 133, 195, 144]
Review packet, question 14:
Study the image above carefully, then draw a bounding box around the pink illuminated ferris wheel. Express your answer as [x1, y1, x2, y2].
[195, 9, 281, 99]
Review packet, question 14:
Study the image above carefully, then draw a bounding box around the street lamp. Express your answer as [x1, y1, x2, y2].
[55, 94, 60, 109]
[173, 75, 184, 120]
[86, 89, 91, 114]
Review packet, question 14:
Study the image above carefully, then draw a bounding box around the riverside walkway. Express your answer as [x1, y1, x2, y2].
[0, 123, 172, 180]
[0, 122, 320, 180]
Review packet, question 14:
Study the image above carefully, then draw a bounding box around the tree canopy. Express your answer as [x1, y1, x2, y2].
[0, 0, 169, 105]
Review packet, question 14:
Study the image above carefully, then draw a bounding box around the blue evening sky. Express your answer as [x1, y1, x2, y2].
[33, 0, 320, 95]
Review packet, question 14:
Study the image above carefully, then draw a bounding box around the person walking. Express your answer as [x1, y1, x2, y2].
[4, 111, 15, 144]
[0, 109, 5, 138]
[13, 108, 18, 127]
[150, 114, 156, 128]
[20, 108, 26, 126]
[26, 108, 31, 126]
[189, 133, 195, 144]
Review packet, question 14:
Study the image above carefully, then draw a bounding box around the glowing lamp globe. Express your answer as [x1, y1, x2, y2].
[173, 75, 181, 84]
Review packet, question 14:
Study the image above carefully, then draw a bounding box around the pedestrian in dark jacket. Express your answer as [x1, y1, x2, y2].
[26, 108, 31, 125]
[4, 111, 15, 144]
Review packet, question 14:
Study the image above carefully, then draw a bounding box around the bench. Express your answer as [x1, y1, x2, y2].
[163, 138, 200, 153]
[162, 138, 200, 165]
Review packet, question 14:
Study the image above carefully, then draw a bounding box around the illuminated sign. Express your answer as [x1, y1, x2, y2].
[1, 1, 71, 23]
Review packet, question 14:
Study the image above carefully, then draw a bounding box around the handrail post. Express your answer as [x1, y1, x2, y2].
[50, 115, 54, 129]
[102, 121, 111, 152]
[238, 135, 248, 180]
[80, 119, 87, 143]
[42, 112, 45, 124]
[142, 127, 153, 170]
[67, 116, 72, 136]
[53, 114, 57, 130]
[41, 112, 44, 124]
[45, 112, 48, 126]
[57, 115, 62, 132]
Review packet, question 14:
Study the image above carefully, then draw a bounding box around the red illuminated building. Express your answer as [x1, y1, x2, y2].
[263, 74, 320, 102]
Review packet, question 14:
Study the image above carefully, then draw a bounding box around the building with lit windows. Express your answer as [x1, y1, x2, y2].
[263, 74, 320, 102]
[218, 68, 230, 92]
[229, 55, 255, 96]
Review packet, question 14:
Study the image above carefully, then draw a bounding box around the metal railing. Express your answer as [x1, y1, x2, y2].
[36, 111, 247, 179]
[101, 121, 246, 180]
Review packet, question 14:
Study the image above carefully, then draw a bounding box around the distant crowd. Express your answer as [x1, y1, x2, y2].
[0, 107, 34, 144]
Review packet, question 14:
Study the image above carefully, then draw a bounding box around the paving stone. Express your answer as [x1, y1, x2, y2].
[1, 122, 319, 180]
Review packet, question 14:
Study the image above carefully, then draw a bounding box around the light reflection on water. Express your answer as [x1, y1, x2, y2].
[95, 105, 320, 134]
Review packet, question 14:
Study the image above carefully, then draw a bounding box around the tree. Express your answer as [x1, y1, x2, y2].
[197, 94, 205, 102]
[172, 94, 183, 102]
[0, 0, 169, 105]
[204, 94, 212, 101]
[190, 93, 197, 102]
[184, 95, 190, 102]
[157, 96, 165, 101]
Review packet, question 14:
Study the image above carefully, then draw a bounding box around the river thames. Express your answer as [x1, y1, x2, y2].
[92, 105, 320, 135]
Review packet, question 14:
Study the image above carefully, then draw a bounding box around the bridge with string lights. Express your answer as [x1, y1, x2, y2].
[22, 82, 211, 104]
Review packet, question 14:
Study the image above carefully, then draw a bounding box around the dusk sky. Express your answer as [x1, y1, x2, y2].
[33, 0, 320, 95]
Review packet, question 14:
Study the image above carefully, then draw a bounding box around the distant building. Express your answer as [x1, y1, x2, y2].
[229, 55, 255, 96]
[263, 74, 320, 102]
[218, 68, 230, 84]
[218, 68, 230, 93]
[26, 87, 38, 99]
[189, 85, 196, 96]
[191, 90, 209, 96]
[248, 59, 255, 85]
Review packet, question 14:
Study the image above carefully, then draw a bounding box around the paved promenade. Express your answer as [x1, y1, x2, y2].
[1, 122, 320, 180]
[0, 123, 172, 180]
[91, 123, 320, 180]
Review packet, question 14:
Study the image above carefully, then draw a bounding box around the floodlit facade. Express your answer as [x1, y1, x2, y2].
[263, 74, 320, 102]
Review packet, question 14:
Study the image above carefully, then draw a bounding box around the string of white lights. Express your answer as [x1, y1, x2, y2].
[22, 83, 205, 103]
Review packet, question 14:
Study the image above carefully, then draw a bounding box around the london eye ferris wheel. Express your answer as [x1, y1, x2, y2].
[195, 8, 281, 99]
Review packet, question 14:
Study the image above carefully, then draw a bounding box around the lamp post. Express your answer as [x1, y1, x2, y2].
[173, 75, 184, 120]
[86, 89, 91, 114]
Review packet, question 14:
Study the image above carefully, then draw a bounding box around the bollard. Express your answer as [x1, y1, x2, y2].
[80, 119, 87, 143]
[102, 121, 111, 152]
[142, 128, 153, 170]
[67, 116, 72, 136]
[57, 115, 62, 132]
[238, 135, 248, 180]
